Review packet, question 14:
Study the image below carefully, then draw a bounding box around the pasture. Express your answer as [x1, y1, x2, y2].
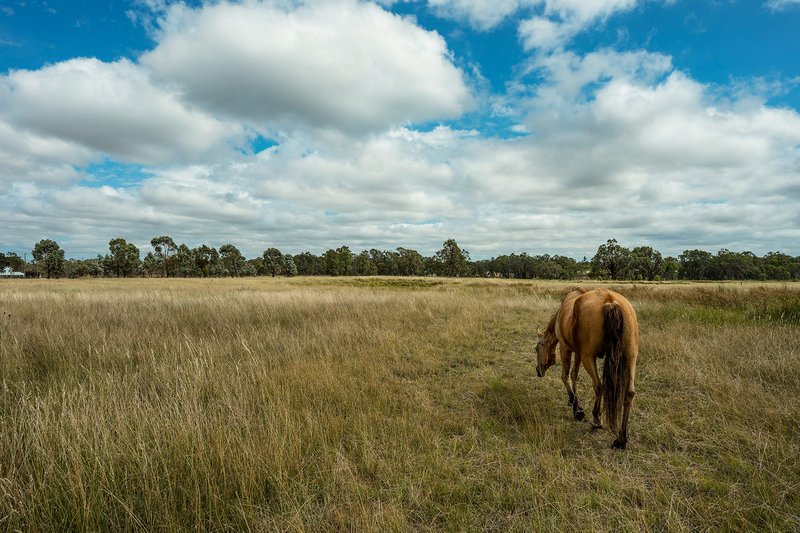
[1, 278, 799, 530]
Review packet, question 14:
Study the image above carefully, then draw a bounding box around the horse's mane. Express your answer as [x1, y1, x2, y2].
[545, 310, 558, 335]
[541, 310, 559, 350]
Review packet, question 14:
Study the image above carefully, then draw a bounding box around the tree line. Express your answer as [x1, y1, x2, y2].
[2, 237, 799, 281]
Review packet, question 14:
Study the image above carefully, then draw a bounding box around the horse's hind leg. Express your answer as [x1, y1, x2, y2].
[583, 356, 603, 429]
[612, 350, 637, 449]
[561, 344, 584, 421]
[613, 381, 636, 449]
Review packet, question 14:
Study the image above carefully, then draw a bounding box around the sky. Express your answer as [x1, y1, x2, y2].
[1, 0, 799, 260]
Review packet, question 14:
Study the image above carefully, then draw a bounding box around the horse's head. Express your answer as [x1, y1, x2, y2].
[535, 329, 557, 377]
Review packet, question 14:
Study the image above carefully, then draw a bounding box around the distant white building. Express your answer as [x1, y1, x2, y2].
[0, 266, 24, 278]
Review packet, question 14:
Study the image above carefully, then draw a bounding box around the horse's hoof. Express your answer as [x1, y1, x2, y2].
[612, 439, 627, 450]
[591, 423, 603, 430]
[574, 410, 585, 421]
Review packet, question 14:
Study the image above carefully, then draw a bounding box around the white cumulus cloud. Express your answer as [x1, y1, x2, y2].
[423, 0, 638, 40]
[0, 58, 243, 165]
[519, 0, 638, 50]
[427, 0, 531, 30]
[0, 120, 94, 189]
[766, 0, 800, 10]
[141, 0, 473, 134]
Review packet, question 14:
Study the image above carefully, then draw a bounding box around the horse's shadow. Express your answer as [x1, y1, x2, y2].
[477, 379, 543, 428]
[476, 376, 615, 450]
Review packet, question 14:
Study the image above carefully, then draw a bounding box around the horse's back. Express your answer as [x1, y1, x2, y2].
[572, 289, 639, 357]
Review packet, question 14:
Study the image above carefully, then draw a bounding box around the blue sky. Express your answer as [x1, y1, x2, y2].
[1, 0, 799, 259]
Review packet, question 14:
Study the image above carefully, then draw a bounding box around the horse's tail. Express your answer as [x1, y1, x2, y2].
[602, 301, 629, 434]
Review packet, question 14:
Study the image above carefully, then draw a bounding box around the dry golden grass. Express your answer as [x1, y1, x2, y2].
[1, 277, 798, 530]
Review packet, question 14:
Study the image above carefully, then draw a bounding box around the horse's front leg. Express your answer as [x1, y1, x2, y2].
[561, 343, 584, 421]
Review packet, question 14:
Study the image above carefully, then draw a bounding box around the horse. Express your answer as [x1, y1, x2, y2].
[535, 288, 639, 449]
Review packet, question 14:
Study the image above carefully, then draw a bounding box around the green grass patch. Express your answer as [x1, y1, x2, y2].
[640, 303, 748, 326]
[746, 297, 800, 324]
[307, 276, 447, 289]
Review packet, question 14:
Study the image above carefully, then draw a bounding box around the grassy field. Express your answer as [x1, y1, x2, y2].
[1, 277, 799, 530]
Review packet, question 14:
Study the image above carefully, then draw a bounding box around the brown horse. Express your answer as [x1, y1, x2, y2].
[535, 288, 639, 449]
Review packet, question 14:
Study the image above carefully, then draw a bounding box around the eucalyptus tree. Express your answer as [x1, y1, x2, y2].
[219, 244, 245, 277]
[263, 247, 285, 277]
[104, 237, 140, 277]
[32, 239, 65, 279]
[630, 246, 663, 281]
[590, 239, 631, 280]
[150, 235, 177, 277]
[435, 239, 470, 277]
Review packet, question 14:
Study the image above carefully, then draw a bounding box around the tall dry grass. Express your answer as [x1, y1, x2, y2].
[1, 278, 798, 530]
